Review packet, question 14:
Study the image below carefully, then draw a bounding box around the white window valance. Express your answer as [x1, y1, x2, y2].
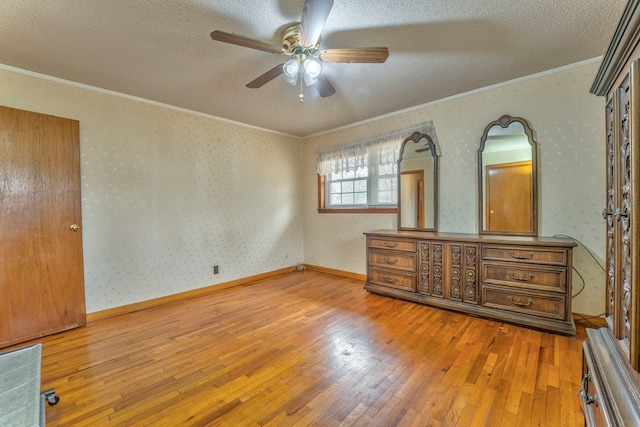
[316, 121, 439, 176]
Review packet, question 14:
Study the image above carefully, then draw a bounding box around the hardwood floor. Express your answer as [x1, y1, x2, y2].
[22, 270, 591, 426]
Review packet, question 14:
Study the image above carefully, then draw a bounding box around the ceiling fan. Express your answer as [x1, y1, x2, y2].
[210, 0, 389, 102]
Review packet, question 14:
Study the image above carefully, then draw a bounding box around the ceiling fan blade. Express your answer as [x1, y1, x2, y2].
[211, 30, 283, 55]
[319, 47, 389, 63]
[246, 63, 285, 88]
[299, 0, 334, 47]
[314, 75, 336, 98]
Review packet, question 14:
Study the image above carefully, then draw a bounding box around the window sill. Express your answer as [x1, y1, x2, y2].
[317, 207, 397, 214]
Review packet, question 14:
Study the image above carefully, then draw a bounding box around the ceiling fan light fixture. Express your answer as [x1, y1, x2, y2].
[283, 58, 300, 79]
[211, 0, 389, 100]
[303, 57, 322, 78]
[303, 71, 318, 87]
[284, 74, 298, 86]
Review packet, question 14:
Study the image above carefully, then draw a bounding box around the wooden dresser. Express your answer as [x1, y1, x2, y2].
[582, 1, 640, 425]
[364, 230, 576, 335]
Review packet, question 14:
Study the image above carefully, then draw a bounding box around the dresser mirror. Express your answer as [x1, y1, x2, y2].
[478, 115, 538, 236]
[397, 132, 439, 231]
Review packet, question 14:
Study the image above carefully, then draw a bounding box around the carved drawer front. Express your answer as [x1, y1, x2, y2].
[369, 250, 416, 272]
[368, 268, 416, 291]
[481, 285, 566, 319]
[482, 245, 568, 266]
[482, 263, 566, 292]
[368, 237, 416, 252]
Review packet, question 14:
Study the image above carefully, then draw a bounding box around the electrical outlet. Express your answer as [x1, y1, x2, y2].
[213, 265, 219, 274]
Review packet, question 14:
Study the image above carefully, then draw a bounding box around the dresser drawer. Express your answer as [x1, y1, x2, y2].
[482, 263, 566, 292]
[368, 237, 416, 252]
[481, 245, 568, 266]
[481, 285, 566, 320]
[368, 268, 416, 291]
[369, 250, 416, 272]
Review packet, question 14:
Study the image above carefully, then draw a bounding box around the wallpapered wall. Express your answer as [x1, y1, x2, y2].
[302, 61, 607, 316]
[0, 60, 607, 317]
[0, 69, 303, 313]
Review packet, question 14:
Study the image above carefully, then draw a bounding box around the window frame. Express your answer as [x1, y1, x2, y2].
[316, 123, 437, 214]
[317, 175, 398, 214]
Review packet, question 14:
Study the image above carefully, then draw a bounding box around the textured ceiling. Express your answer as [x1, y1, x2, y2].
[0, 0, 627, 137]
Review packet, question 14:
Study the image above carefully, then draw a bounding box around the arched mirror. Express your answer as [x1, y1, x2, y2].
[478, 115, 538, 236]
[398, 132, 439, 231]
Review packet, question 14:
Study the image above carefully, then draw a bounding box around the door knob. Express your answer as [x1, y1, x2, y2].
[70, 224, 80, 232]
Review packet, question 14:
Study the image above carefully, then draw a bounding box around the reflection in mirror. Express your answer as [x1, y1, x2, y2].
[398, 132, 439, 231]
[478, 115, 537, 236]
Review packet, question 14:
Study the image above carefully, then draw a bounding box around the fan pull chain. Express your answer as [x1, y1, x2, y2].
[299, 72, 304, 103]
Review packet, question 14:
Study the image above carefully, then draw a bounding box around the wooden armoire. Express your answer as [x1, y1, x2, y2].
[582, 1, 640, 424]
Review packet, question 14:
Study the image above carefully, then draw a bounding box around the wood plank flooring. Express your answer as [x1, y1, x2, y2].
[18, 270, 591, 426]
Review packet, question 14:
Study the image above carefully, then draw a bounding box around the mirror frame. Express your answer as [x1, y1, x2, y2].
[397, 131, 439, 231]
[478, 114, 538, 236]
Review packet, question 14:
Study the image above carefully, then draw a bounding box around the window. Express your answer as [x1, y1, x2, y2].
[324, 149, 397, 210]
[317, 123, 438, 213]
[327, 167, 370, 206]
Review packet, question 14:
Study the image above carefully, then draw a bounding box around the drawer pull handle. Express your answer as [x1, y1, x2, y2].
[507, 296, 533, 307]
[509, 272, 534, 282]
[580, 373, 598, 405]
[383, 241, 398, 248]
[383, 275, 398, 284]
[383, 256, 399, 264]
[508, 250, 534, 260]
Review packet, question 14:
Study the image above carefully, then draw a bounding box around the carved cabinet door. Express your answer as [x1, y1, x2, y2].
[605, 61, 640, 370]
[418, 241, 479, 303]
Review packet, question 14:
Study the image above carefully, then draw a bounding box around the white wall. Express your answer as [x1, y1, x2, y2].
[302, 61, 607, 316]
[0, 68, 304, 313]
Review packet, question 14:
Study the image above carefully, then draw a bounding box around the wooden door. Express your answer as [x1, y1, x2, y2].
[0, 106, 85, 348]
[400, 171, 424, 228]
[485, 161, 532, 232]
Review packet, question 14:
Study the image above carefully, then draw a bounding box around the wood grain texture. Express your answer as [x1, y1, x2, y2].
[0, 106, 85, 348]
[485, 161, 533, 233]
[12, 271, 589, 426]
[318, 48, 389, 63]
[365, 232, 576, 335]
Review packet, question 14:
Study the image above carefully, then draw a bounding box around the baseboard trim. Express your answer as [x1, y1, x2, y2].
[572, 312, 607, 328]
[87, 266, 293, 322]
[304, 264, 366, 281]
[87, 266, 600, 329]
